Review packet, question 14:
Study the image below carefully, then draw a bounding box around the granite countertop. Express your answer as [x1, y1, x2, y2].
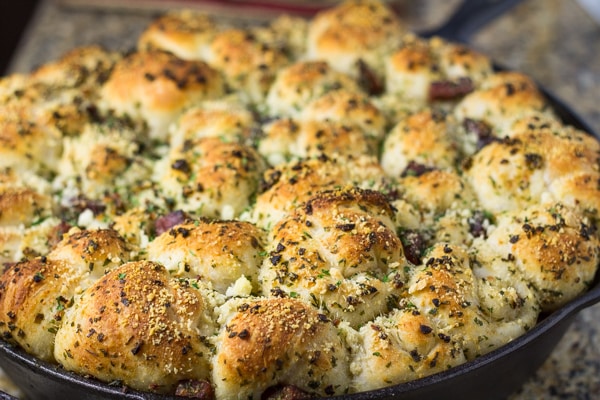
[4, 0, 600, 398]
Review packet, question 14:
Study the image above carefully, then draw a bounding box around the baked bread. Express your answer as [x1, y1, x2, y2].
[307, 0, 404, 81]
[0, 104, 63, 175]
[476, 203, 600, 311]
[381, 109, 460, 175]
[53, 260, 217, 393]
[213, 297, 351, 398]
[352, 307, 466, 391]
[0, 257, 78, 362]
[258, 187, 406, 328]
[146, 219, 266, 293]
[99, 50, 225, 139]
[0, 0, 598, 398]
[138, 10, 217, 61]
[385, 35, 492, 101]
[251, 155, 389, 230]
[155, 136, 266, 219]
[168, 98, 257, 149]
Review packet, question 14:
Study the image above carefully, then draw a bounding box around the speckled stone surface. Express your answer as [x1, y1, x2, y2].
[4, 0, 600, 398]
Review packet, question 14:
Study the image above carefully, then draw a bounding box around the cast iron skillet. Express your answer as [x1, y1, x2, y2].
[1, 0, 599, 399]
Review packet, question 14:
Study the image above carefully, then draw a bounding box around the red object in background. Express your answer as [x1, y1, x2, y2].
[163, 0, 335, 16]
[58, 0, 343, 17]
[57, 0, 403, 19]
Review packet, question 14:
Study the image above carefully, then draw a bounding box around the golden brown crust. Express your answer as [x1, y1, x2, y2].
[0, 186, 51, 227]
[434, 38, 492, 84]
[353, 308, 466, 391]
[147, 220, 266, 293]
[454, 72, 552, 135]
[0, 46, 118, 141]
[2, 46, 119, 119]
[381, 109, 459, 176]
[58, 122, 151, 199]
[213, 298, 351, 398]
[48, 228, 133, 280]
[30, 45, 120, 92]
[255, 14, 308, 61]
[169, 100, 256, 148]
[53, 261, 215, 393]
[484, 203, 600, 311]
[0, 258, 79, 361]
[301, 89, 387, 139]
[157, 137, 266, 219]
[138, 10, 217, 60]
[208, 28, 290, 101]
[386, 39, 441, 100]
[0, 176, 62, 260]
[110, 207, 155, 247]
[307, 0, 404, 78]
[266, 61, 362, 117]
[466, 127, 600, 214]
[259, 187, 407, 327]
[0, 105, 62, 174]
[401, 170, 475, 214]
[252, 156, 388, 230]
[407, 244, 515, 359]
[100, 50, 224, 139]
[259, 118, 378, 163]
[309, 0, 402, 53]
[385, 35, 492, 102]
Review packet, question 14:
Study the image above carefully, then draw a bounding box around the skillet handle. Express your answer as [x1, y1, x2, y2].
[419, 0, 525, 43]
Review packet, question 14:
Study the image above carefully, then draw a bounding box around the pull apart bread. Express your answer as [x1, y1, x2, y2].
[0, 0, 598, 398]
